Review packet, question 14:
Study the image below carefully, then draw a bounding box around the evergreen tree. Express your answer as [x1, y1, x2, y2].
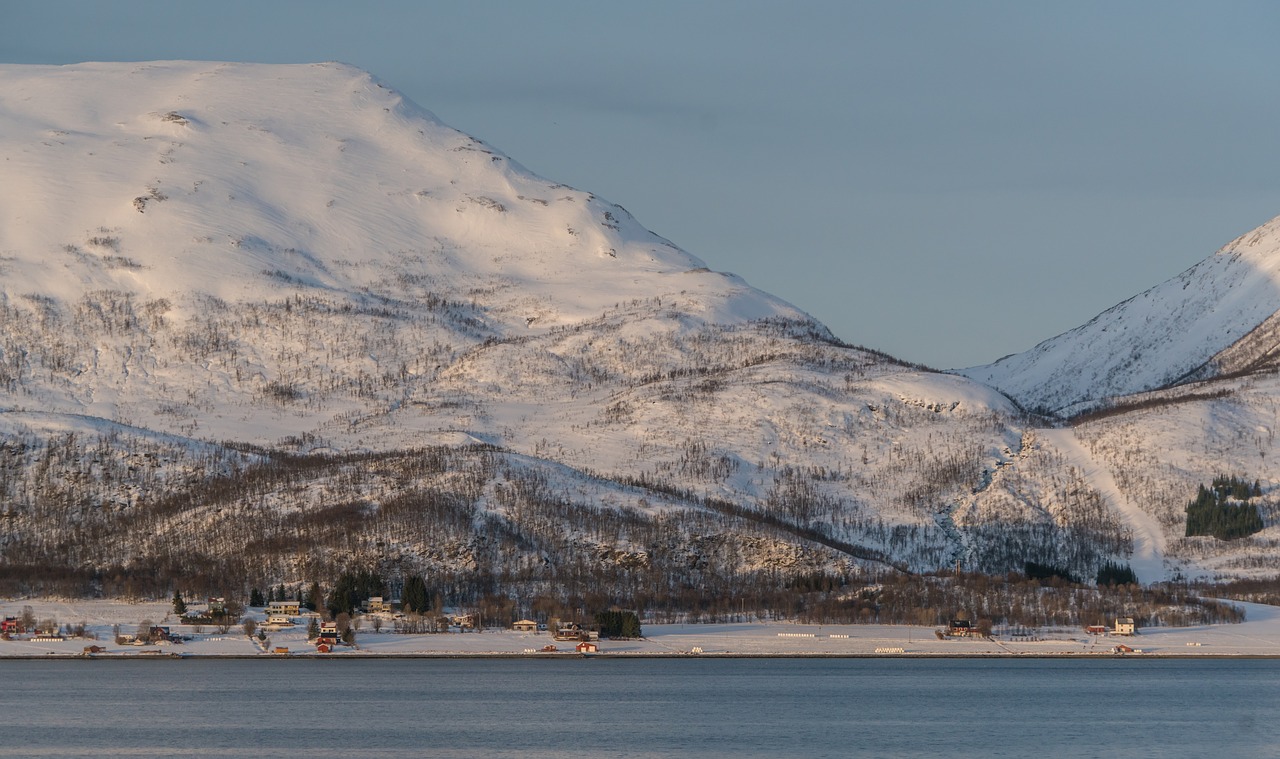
[402, 574, 431, 614]
[326, 569, 386, 617]
[249, 588, 265, 607]
[172, 591, 187, 616]
[307, 617, 320, 640]
[304, 582, 322, 612]
[1186, 476, 1265, 540]
[593, 609, 642, 639]
[1096, 561, 1138, 587]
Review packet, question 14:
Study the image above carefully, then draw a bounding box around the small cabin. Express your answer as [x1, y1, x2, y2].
[1085, 625, 1108, 635]
[576, 642, 598, 654]
[512, 619, 539, 633]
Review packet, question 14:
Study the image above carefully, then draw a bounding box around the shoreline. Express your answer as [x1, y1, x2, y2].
[4, 598, 1279, 660]
[5, 650, 1280, 661]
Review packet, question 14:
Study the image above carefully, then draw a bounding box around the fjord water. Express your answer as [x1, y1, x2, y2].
[0, 658, 1274, 758]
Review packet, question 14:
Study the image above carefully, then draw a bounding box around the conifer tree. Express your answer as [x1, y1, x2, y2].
[304, 582, 322, 612]
[402, 574, 430, 614]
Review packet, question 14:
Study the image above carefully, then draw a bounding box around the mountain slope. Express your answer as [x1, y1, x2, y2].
[0, 62, 1054, 600]
[6, 61, 1275, 601]
[958, 214, 1280, 414]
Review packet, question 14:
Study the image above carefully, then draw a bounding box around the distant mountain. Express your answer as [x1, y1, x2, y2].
[0, 62, 1276, 606]
[958, 215, 1280, 415]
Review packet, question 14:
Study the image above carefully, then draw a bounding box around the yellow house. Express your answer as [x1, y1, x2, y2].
[266, 600, 301, 617]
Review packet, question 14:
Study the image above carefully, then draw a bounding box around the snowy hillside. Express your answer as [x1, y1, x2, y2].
[1, 61, 1276, 605]
[959, 214, 1280, 415]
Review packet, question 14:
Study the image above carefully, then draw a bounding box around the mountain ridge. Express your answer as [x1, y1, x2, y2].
[958, 214, 1280, 414]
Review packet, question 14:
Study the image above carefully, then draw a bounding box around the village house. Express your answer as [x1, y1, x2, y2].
[315, 621, 339, 646]
[1, 618, 20, 635]
[576, 641, 598, 654]
[512, 619, 539, 632]
[1115, 617, 1136, 636]
[263, 615, 295, 631]
[207, 597, 227, 615]
[947, 619, 974, 637]
[149, 626, 174, 642]
[1085, 625, 1109, 635]
[554, 623, 599, 641]
[266, 600, 300, 617]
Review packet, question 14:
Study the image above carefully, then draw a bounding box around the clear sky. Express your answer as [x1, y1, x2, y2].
[6, 1, 1280, 368]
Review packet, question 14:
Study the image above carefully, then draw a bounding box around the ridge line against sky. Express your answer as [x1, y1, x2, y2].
[5, 0, 1280, 368]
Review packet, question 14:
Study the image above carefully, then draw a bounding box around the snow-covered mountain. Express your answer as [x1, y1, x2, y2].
[959, 215, 1280, 415]
[0, 61, 1276, 604]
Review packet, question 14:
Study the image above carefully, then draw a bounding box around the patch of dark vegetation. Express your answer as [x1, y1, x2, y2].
[1185, 475, 1265, 541]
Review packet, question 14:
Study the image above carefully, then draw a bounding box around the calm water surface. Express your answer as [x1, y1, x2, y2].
[0, 658, 1275, 758]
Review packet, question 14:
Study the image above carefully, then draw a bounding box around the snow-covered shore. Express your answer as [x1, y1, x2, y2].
[2, 599, 1279, 658]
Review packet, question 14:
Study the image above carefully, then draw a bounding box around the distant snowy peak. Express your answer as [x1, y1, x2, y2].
[0, 61, 809, 334]
[958, 213, 1280, 414]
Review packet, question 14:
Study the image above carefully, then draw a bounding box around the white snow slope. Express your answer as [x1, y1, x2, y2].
[5, 61, 1280, 589]
[959, 215, 1280, 414]
[0, 61, 1039, 581]
[1, 61, 799, 335]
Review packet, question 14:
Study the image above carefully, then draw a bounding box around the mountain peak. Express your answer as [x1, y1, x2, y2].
[958, 212, 1280, 414]
[0, 61, 804, 333]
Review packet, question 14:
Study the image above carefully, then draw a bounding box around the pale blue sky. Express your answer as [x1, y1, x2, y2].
[6, 1, 1280, 367]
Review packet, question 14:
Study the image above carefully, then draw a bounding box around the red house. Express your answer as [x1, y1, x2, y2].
[315, 621, 340, 645]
